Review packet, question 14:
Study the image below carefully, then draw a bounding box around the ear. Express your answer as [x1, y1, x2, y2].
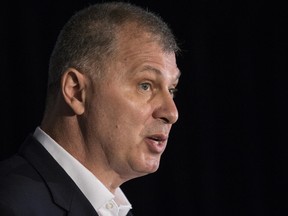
[61, 68, 86, 115]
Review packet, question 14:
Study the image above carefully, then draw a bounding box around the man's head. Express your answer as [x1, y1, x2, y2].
[47, 2, 179, 97]
[42, 1, 181, 186]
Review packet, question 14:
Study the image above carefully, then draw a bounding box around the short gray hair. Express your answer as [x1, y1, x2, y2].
[47, 1, 179, 96]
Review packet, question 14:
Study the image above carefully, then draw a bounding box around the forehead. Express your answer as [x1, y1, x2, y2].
[115, 22, 172, 54]
[111, 26, 179, 78]
[116, 48, 179, 82]
[137, 64, 181, 84]
[116, 28, 176, 60]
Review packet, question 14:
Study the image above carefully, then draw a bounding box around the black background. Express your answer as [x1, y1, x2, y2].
[1, 0, 287, 215]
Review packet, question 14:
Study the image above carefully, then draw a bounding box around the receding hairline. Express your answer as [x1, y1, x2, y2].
[46, 1, 180, 95]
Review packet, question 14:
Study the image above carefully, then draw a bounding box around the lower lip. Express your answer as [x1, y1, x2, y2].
[145, 138, 166, 153]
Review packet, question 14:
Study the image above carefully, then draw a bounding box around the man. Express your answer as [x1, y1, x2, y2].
[0, 1, 181, 215]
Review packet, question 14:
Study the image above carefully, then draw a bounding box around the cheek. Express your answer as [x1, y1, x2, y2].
[88, 86, 154, 142]
[103, 92, 152, 127]
[104, 103, 152, 155]
[109, 104, 151, 139]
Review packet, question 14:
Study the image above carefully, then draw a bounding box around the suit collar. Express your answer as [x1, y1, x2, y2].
[18, 135, 97, 214]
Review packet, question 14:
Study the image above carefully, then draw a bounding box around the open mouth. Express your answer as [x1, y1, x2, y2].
[148, 134, 167, 142]
[145, 134, 168, 153]
[149, 136, 163, 142]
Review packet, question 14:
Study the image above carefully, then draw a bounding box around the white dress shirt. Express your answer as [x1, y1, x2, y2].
[33, 127, 132, 216]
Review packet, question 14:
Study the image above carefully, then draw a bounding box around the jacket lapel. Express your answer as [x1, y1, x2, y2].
[18, 135, 98, 215]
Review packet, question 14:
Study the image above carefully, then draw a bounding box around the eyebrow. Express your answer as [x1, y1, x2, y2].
[140, 65, 181, 81]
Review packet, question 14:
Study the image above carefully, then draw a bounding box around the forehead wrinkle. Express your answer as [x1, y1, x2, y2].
[140, 65, 181, 82]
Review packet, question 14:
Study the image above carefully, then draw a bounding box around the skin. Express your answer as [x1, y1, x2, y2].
[41, 26, 180, 193]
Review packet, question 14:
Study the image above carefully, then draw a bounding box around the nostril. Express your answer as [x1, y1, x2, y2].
[160, 117, 170, 124]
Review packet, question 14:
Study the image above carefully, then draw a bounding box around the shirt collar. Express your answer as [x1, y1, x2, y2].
[33, 127, 132, 215]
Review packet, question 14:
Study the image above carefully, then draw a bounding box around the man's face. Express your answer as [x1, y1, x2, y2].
[85, 31, 180, 180]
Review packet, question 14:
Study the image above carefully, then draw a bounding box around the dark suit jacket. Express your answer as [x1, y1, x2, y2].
[0, 135, 134, 216]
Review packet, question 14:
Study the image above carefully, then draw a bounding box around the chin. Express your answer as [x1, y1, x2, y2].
[130, 153, 162, 176]
[143, 158, 161, 173]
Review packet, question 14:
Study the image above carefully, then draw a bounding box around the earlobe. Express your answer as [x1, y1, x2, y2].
[61, 68, 86, 115]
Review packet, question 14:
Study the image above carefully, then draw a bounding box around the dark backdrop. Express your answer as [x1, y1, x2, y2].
[1, 0, 287, 215]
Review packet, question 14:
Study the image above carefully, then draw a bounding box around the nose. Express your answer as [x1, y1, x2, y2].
[153, 92, 179, 124]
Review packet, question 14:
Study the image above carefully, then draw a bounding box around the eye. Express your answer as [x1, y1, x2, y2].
[169, 88, 178, 98]
[139, 82, 152, 91]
